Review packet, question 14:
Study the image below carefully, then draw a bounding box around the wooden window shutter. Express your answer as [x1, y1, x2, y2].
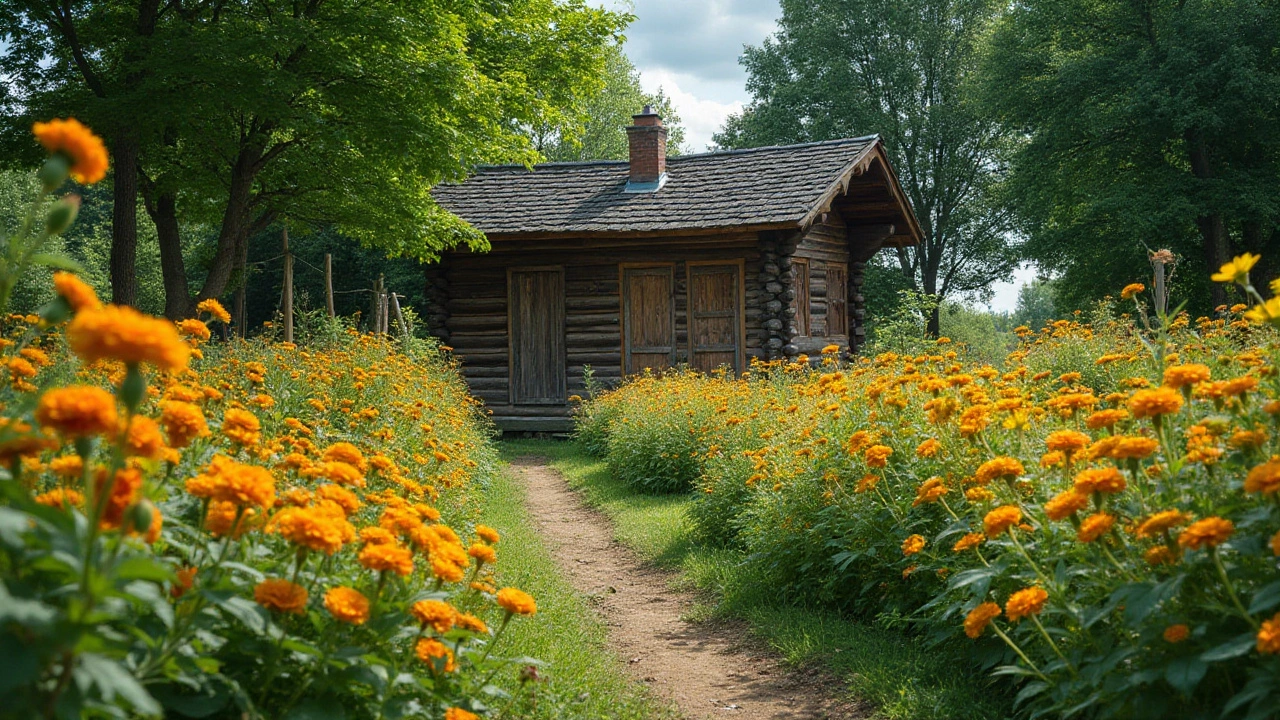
[794, 258, 810, 337]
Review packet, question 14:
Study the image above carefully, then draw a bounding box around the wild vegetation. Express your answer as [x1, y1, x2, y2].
[578, 264, 1280, 718]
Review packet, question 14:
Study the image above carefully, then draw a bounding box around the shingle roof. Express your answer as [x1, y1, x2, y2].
[432, 136, 882, 236]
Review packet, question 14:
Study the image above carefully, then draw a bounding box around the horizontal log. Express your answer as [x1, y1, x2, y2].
[446, 298, 506, 313]
[448, 333, 508, 350]
[495, 417, 574, 433]
[446, 314, 507, 332]
[484, 404, 574, 417]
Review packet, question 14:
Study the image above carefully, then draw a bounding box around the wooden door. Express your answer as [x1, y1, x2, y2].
[508, 267, 565, 404]
[827, 263, 848, 337]
[688, 261, 743, 373]
[621, 264, 676, 374]
[793, 258, 811, 336]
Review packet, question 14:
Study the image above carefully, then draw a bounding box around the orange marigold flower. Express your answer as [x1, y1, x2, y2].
[952, 532, 984, 552]
[1073, 467, 1126, 495]
[323, 586, 370, 625]
[1005, 587, 1048, 622]
[1177, 517, 1234, 550]
[124, 415, 165, 460]
[1077, 512, 1115, 543]
[965, 486, 994, 503]
[303, 460, 365, 487]
[315, 484, 361, 515]
[254, 578, 308, 614]
[34, 487, 84, 509]
[916, 438, 942, 458]
[35, 385, 117, 437]
[32, 118, 108, 183]
[66, 304, 189, 371]
[475, 524, 500, 544]
[1045, 430, 1090, 455]
[1271, 530, 1280, 557]
[1258, 614, 1280, 655]
[196, 298, 231, 324]
[171, 566, 197, 599]
[964, 602, 1002, 638]
[205, 500, 259, 538]
[864, 444, 893, 468]
[187, 455, 276, 508]
[160, 400, 208, 448]
[94, 467, 142, 529]
[456, 612, 488, 634]
[445, 709, 479, 720]
[855, 473, 879, 493]
[52, 272, 101, 312]
[983, 505, 1022, 538]
[358, 541, 414, 576]
[1164, 624, 1190, 643]
[1120, 283, 1145, 300]
[221, 408, 261, 447]
[1085, 408, 1129, 430]
[1163, 363, 1211, 389]
[912, 477, 948, 506]
[272, 504, 354, 554]
[974, 457, 1024, 485]
[1044, 490, 1090, 521]
[468, 543, 497, 565]
[496, 587, 537, 616]
[1135, 510, 1191, 539]
[177, 318, 211, 341]
[1127, 387, 1183, 419]
[901, 534, 926, 556]
[415, 637, 456, 672]
[1111, 436, 1159, 460]
[410, 599, 457, 634]
[1145, 546, 1179, 566]
[322, 442, 368, 471]
[1245, 460, 1280, 495]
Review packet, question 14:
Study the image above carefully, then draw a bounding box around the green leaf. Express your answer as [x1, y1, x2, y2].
[202, 590, 270, 636]
[29, 252, 84, 271]
[77, 653, 162, 716]
[115, 555, 174, 583]
[153, 685, 230, 718]
[1164, 656, 1207, 695]
[0, 633, 40, 695]
[1199, 632, 1256, 662]
[284, 699, 348, 720]
[0, 580, 56, 628]
[1248, 580, 1280, 615]
[1014, 681, 1049, 708]
[1112, 576, 1183, 627]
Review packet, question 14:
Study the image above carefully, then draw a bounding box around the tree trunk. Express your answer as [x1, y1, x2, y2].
[198, 148, 260, 301]
[142, 187, 192, 319]
[110, 131, 140, 306]
[1185, 131, 1231, 308]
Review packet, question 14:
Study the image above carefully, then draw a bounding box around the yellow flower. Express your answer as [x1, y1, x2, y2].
[964, 602, 1001, 638]
[475, 524, 501, 544]
[974, 456, 1024, 484]
[271, 505, 354, 554]
[1243, 298, 1280, 325]
[496, 587, 537, 616]
[1127, 387, 1183, 419]
[1177, 517, 1234, 550]
[415, 637, 456, 672]
[983, 505, 1022, 538]
[324, 587, 370, 625]
[124, 415, 165, 460]
[864, 444, 893, 468]
[254, 578, 308, 614]
[1073, 467, 1126, 495]
[32, 118, 109, 183]
[1120, 283, 1145, 300]
[912, 477, 947, 506]
[66, 304, 190, 371]
[445, 709, 479, 720]
[1134, 510, 1191, 539]
[1163, 363, 1210, 389]
[901, 534, 926, 556]
[221, 408, 261, 447]
[160, 400, 209, 448]
[1044, 490, 1089, 521]
[358, 541, 414, 576]
[177, 318, 211, 341]
[1210, 252, 1260, 284]
[468, 542, 497, 565]
[35, 385, 117, 437]
[1245, 460, 1280, 495]
[52, 272, 101, 312]
[952, 532, 984, 552]
[1005, 587, 1048, 622]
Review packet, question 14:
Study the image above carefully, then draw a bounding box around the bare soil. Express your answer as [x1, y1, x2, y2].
[508, 456, 867, 720]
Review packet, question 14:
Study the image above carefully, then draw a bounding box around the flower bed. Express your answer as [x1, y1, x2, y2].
[1, 120, 539, 720]
[578, 277, 1280, 718]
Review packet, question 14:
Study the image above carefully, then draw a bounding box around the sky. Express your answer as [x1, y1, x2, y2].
[606, 0, 1029, 312]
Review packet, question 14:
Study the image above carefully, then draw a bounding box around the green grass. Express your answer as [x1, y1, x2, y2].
[500, 439, 1012, 720]
[478, 456, 676, 720]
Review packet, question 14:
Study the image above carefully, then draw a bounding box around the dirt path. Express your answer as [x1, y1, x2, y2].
[508, 456, 864, 720]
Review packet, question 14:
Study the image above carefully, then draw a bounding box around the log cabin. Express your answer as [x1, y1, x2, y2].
[428, 106, 923, 432]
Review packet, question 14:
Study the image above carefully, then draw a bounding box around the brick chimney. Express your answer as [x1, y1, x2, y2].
[624, 105, 667, 192]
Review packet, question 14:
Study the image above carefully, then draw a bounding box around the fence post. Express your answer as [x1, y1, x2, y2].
[282, 227, 294, 343]
[390, 292, 409, 338]
[324, 253, 335, 318]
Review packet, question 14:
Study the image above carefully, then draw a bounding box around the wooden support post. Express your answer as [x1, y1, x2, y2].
[282, 227, 294, 343]
[372, 275, 385, 333]
[390, 292, 409, 339]
[324, 253, 335, 318]
[1151, 248, 1173, 318]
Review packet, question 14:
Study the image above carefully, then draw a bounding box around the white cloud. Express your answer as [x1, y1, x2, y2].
[983, 264, 1039, 313]
[637, 68, 743, 152]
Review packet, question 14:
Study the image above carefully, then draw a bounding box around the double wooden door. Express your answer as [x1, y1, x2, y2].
[621, 261, 743, 375]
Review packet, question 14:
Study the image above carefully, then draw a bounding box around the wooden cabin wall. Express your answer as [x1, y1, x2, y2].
[784, 215, 853, 357]
[423, 234, 764, 431]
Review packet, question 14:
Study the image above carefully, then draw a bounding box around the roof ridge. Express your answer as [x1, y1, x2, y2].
[470, 135, 880, 173]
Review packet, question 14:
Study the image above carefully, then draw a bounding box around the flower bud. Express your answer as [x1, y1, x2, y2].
[38, 154, 70, 192]
[46, 195, 81, 235]
[125, 500, 153, 536]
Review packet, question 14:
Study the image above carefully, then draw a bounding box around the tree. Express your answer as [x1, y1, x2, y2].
[1011, 277, 1058, 331]
[714, 0, 1018, 335]
[533, 42, 686, 161]
[2, 0, 627, 317]
[981, 0, 1280, 312]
